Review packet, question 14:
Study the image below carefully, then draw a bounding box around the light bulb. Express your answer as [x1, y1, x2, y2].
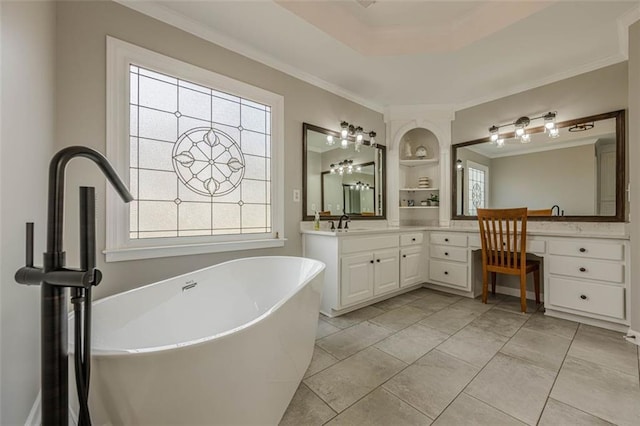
[489, 125, 499, 142]
[544, 112, 556, 130]
[326, 135, 334, 145]
[496, 138, 505, 148]
[521, 133, 531, 143]
[515, 127, 525, 137]
[356, 165, 362, 172]
[456, 160, 463, 170]
[369, 131, 377, 147]
[341, 138, 348, 149]
[549, 128, 560, 138]
[545, 122, 555, 130]
[340, 121, 349, 138]
[490, 134, 498, 142]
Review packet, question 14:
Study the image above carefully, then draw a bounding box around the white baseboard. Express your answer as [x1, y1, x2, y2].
[494, 285, 542, 302]
[625, 328, 640, 347]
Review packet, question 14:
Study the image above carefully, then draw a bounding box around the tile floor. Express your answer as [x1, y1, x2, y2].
[280, 288, 640, 426]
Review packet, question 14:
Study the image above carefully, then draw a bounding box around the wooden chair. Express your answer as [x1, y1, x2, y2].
[477, 208, 541, 313]
[527, 208, 552, 216]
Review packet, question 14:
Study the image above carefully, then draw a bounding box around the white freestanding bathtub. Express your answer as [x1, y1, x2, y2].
[81, 256, 325, 425]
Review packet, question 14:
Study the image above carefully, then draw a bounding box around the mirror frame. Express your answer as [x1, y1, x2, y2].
[303, 123, 386, 221]
[451, 109, 626, 222]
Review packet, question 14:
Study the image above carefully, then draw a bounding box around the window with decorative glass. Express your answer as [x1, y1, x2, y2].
[106, 38, 284, 261]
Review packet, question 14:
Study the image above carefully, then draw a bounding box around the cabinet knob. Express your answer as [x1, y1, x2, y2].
[370, 260, 374, 264]
[445, 238, 449, 242]
[580, 294, 588, 300]
[445, 252, 449, 256]
[579, 247, 586, 253]
[412, 238, 416, 241]
[376, 259, 381, 263]
[402, 254, 407, 258]
[579, 267, 586, 272]
[444, 271, 449, 275]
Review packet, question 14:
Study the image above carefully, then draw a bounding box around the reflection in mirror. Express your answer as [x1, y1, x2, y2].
[452, 110, 625, 221]
[304, 123, 385, 220]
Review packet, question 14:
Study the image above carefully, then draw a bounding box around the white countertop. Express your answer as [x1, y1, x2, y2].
[300, 222, 630, 240]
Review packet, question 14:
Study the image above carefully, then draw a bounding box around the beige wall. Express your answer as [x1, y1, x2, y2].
[629, 20, 640, 334]
[55, 1, 384, 301]
[1, 1, 57, 423]
[490, 144, 596, 214]
[452, 62, 628, 144]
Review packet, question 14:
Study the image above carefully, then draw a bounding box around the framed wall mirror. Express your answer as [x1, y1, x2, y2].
[303, 123, 385, 220]
[451, 109, 625, 222]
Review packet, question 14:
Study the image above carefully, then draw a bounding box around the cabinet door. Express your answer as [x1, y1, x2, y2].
[341, 253, 374, 307]
[374, 248, 400, 295]
[401, 246, 423, 287]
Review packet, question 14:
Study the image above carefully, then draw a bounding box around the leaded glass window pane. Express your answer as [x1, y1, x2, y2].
[129, 65, 272, 239]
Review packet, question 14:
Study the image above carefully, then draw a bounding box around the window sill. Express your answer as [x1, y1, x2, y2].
[104, 238, 286, 262]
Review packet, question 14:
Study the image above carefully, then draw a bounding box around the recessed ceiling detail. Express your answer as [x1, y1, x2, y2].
[275, 1, 554, 56]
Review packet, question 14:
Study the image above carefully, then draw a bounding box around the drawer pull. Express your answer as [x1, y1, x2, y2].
[444, 271, 449, 275]
[376, 259, 381, 263]
[412, 238, 416, 241]
[370, 260, 374, 264]
[579, 267, 587, 272]
[402, 254, 407, 258]
[580, 294, 588, 300]
[445, 238, 449, 242]
[445, 252, 449, 256]
[579, 247, 586, 253]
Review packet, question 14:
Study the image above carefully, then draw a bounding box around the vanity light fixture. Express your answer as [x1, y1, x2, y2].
[456, 159, 463, 170]
[325, 121, 377, 152]
[350, 181, 370, 191]
[329, 159, 354, 175]
[488, 111, 558, 144]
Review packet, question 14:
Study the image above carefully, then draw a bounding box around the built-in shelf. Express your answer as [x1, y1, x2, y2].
[399, 159, 438, 167]
[399, 206, 439, 209]
[400, 187, 439, 191]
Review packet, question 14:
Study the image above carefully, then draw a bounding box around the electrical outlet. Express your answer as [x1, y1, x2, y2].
[293, 189, 300, 202]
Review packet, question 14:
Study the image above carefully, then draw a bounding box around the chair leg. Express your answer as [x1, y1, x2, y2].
[520, 272, 527, 313]
[482, 269, 489, 304]
[533, 268, 541, 305]
[491, 272, 497, 295]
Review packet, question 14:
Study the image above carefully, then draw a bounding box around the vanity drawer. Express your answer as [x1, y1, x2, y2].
[548, 276, 625, 320]
[548, 240, 624, 261]
[548, 256, 624, 283]
[428, 260, 468, 289]
[468, 235, 545, 253]
[400, 233, 423, 246]
[430, 233, 467, 247]
[342, 235, 399, 254]
[430, 245, 467, 263]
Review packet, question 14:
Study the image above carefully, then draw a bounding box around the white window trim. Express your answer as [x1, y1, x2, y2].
[105, 36, 284, 262]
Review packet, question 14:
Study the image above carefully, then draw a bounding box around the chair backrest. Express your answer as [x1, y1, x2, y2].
[477, 208, 528, 272]
[527, 208, 552, 216]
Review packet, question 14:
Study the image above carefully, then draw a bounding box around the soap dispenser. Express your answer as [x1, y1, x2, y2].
[314, 211, 320, 230]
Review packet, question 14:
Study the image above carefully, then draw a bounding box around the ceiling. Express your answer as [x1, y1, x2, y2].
[121, 1, 640, 112]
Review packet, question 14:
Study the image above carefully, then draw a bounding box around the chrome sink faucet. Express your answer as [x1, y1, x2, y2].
[338, 214, 350, 230]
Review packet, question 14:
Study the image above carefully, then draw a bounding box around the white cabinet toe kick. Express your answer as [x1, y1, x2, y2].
[302, 229, 630, 331]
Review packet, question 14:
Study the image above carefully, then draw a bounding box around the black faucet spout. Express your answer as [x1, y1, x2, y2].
[338, 214, 350, 230]
[551, 205, 560, 216]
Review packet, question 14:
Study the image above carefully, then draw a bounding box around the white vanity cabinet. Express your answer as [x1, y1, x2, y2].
[400, 232, 424, 287]
[428, 232, 470, 291]
[545, 238, 629, 324]
[303, 231, 426, 316]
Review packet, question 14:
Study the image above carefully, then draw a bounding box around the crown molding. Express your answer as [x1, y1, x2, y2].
[114, 0, 384, 113]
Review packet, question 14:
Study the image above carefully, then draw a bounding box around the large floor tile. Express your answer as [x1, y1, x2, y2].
[433, 393, 526, 426]
[373, 293, 419, 311]
[448, 297, 496, 314]
[369, 305, 428, 331]
[500, 328, 571, 372]
[408, 297, 453, 315]
[316, 321, 394, 360]
[436, 325, 508, 368]
[522, 313, 578, 339]
[568, 324, 639, 376]
[494, 295, 540, 315]
[279, 383, 336, 426]
[304, 347, 406, 413]
[538, 398, 614, 426]
[375, 323, 450, 364]
[550, 356, 640, 426]
[323, 306, 385, 329]
[326, 388, 432, 426]
[383, 350, 479, 419]
[418, 307, 480, 335]
[316, 318, 341, 340]
[304, 345, 339, 379]
[471, 309, 528, 338]
[466, 353, 556, 425]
